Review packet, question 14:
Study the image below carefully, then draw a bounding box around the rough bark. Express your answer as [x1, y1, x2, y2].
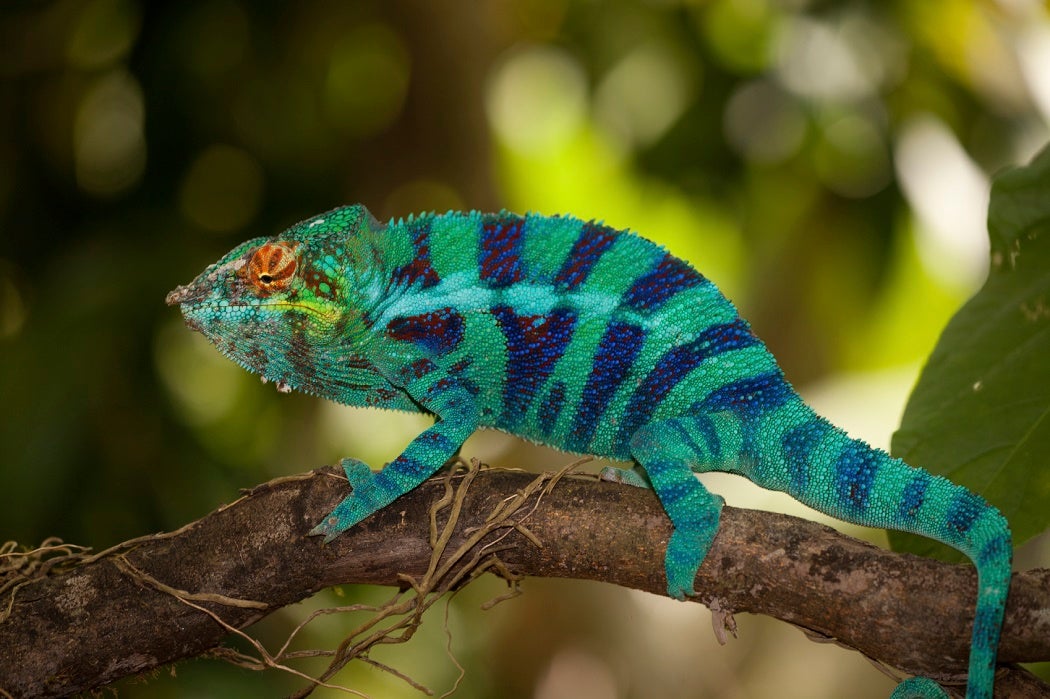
[1, 463, 1048, 698]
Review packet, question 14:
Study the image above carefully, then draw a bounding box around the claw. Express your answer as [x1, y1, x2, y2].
[340, 457, 376, 490]
[308, 516, 344, 543]
[598, 465, 651, 489]
[309, 459, 385, 543]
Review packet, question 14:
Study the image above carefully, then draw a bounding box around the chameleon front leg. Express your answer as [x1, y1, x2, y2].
[311, 356, 479, 542]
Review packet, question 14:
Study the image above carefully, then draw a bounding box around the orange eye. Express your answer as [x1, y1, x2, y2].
[247, 243, 297, 291]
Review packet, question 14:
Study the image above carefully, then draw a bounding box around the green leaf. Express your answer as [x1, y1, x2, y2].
[889, 142, 1050, 562]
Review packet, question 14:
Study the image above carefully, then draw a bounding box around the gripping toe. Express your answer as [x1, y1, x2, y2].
[309, 458, 382, 543]
[340, 457, 377, 490]
[598, 465, 651, 488]
[664, 528, 710, 599]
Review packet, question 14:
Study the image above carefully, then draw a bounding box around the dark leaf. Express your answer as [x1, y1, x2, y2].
[890, 143, 1050, 561]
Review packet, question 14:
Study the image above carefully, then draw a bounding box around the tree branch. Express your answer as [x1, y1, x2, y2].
[1, 462, 1048, 698]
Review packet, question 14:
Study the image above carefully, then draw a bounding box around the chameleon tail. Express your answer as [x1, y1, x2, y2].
[879, 458, 1011, 699]
[771, 408, 1011, 699]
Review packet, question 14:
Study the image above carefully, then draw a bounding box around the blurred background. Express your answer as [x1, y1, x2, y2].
[1, 0, 1048, 697]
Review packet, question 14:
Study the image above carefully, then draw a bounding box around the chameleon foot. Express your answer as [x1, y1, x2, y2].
[339, 457, 377, 491]
[309, 458, 381, 543]
[663, 528, 711, 600]
[598, 465, 651, 488]
[662, 498, 723, 600]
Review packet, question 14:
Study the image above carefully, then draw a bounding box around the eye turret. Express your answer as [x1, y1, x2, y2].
[247, 242, 297, 292]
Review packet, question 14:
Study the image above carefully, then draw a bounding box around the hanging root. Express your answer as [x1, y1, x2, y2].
[116, 458, 575, 698]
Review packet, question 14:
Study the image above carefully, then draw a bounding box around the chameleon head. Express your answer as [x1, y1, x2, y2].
[165, 206, 377, 394]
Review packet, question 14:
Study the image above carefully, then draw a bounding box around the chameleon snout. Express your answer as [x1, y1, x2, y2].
[165, 283, 204, 306]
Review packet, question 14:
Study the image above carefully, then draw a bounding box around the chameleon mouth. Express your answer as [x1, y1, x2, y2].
[167, 286, 340, 326]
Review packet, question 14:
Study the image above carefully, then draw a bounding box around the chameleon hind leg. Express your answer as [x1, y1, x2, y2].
[629, 415, 727, 600]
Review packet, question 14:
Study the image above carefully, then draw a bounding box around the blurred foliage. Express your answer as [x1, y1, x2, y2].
[1, 0, 1048, 697]
[892, 142, 1050, 561]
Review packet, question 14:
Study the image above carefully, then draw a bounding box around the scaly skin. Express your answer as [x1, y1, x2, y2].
[167, 204, 1011, 698]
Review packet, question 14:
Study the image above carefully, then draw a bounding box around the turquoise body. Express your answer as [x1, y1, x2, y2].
[167, 205, 1011, 698]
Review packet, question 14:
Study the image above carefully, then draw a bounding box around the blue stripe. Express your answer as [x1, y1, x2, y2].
[652, 471, 694, 507]
[670, 420, 712, 461]
[946, 490, 984, 540]
[377, 454, 430, 488]
[554, 221, 618, 289]
[391, 219, 440, 289]
[398, 357, 439, 383]
[493, 306, 577, 428]
[977, 532, 1011, 567]
[569, 322, 647, 450]
[413, 430, 457, 453]
[615, 319, 762, 446]
[699, 371, 792, 419]
[622, 253, 708, 312]
[833, 441, 879, 513]
[781, 418, 833, 493]
[699, 373, 792, 465]
[972, 602, 1003, 650]
[537, 381, 566, 437]
[385, 308, 465, 356]
[479, 215, 525, 288]
[898, 471, 931, 520]
[690, 415, 722, 463]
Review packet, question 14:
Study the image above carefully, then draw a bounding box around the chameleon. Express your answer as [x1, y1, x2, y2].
[166, 204, 1011, 698]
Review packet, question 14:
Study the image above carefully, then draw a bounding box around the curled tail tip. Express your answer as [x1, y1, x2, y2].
[888, 676, 949, 698]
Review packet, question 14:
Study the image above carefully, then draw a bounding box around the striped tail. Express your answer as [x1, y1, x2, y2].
[762, 402, 1011, 699]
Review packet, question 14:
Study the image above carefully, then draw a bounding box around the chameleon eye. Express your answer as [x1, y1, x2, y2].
[247, 243, 297, 292]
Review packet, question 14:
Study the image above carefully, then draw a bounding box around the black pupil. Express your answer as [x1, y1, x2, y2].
[259, 273, 273, 284]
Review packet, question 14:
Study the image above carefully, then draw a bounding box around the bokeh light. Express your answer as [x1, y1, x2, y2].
[178, 144, 264, 233]
[74, 69, 145, 196]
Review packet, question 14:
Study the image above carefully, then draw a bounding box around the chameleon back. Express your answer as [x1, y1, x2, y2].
[371, 209, 785, 462]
